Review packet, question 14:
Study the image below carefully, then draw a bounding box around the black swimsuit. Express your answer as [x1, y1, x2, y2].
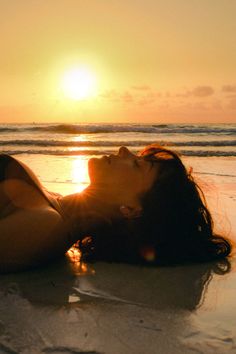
[0, 154, 15, 182]
[0, 154, 64, 216]
[0, 154, 39, 186]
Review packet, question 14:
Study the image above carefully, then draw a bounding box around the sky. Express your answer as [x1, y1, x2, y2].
[0, 0, 236, 124]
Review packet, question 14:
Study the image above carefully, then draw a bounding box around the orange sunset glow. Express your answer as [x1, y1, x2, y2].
[0, 0, 236, 123]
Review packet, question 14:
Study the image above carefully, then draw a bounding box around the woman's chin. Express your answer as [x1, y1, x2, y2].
[88, 158, 95, 178]
[88, 157, 102, 183]
[88, 157, 96, 167]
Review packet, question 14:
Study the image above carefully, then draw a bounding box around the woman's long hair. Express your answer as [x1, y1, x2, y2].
[78, 145, 232, 266]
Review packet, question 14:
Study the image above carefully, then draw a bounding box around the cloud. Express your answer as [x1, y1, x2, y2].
[175, 86, 215, 98]
[100, 88, 159, 105]
[120, 91, 134, 103]
[99, 90, 120, 102]
[175, 92, 190, 98]
[224, 94, 236, 100]
[138, 97, 156, 106]
[131, 85, 151, 91]
[192, 86, 214, 97]
[222, 85, 236, 93]
[100, 90, 134, 103]
[100, 85, 216, 107]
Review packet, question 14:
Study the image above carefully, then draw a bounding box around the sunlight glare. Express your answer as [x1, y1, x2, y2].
[71, 157, 90, 192]
[61, 67, 97, 100]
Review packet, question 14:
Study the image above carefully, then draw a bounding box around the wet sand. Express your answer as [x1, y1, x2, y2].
[0, 249, 235, 353]
[0, 156, 235, 353]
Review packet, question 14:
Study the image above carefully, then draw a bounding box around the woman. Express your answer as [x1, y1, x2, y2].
[0, 145, 232, 272]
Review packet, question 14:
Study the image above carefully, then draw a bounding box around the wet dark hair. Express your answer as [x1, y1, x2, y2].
[78, 145, 232, 266]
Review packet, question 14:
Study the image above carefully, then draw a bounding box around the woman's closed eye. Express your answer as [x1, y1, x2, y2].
[134, 158, 155, 170]
[144, 156, 156, 170]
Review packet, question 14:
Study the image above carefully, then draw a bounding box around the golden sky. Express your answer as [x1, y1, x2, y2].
[0, 0, 236, 123]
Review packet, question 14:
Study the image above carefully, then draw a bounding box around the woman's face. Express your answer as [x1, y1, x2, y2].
[88, 146, 159, 207]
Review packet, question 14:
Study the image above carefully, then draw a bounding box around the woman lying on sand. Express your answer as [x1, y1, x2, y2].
[0, 145, 232, 272]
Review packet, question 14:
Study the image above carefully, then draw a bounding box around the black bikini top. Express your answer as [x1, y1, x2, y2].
[0, 154, 65, 219]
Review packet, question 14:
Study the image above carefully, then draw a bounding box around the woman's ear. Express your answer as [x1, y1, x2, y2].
[119, 205, 143, 219]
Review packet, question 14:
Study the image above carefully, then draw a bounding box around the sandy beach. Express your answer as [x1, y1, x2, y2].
[0, 154, 235, 354]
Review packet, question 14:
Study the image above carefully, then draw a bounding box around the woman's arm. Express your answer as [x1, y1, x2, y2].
[0, 178, 72, 273]
[0, 206, 70, 272]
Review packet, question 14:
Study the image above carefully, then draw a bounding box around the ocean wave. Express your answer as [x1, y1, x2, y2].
[1, 123, 236, 135]
[0, 127, 19, 132]
[179, 150, 236, 157]
[3, 149, 236, 157]
[0, 139, 153, 147]
[1, 139, 236, 147]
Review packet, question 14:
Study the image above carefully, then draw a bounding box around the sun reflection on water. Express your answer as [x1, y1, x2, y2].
[71, 157, 90, 193]
[72, 135, 88, 142]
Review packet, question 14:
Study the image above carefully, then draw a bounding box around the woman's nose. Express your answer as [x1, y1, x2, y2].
[118, 146, 133, 157]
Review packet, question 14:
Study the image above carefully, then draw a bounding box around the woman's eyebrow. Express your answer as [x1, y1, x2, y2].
[141, 156, 154, 170]
[143, 156, 158, 171]
[143, 154, 154, 161]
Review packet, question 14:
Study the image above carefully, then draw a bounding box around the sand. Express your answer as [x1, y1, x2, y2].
[0, 156, 235, 354]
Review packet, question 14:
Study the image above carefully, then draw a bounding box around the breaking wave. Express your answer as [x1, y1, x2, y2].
[3, 149, 236, 157]
[1, 139, 236, 147]
[1, 123, 236, 135]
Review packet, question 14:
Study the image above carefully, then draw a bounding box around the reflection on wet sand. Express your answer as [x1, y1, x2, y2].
[0, 254, 231, 309]
[0, 257, 233, 354]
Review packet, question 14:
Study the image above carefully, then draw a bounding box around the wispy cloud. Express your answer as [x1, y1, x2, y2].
[222, 85, 236, 93]
[120, 91, 134, 103]
[175, 86, 215, 98]
[100, 87, 160, 105]
[99, 90, 120, 102]
[192, 86, 214, 97]
[100, 90, 134, 103]
[131, 85, 151, 91]
[137, 97, 156, 106]
[100, 85, 217, 107]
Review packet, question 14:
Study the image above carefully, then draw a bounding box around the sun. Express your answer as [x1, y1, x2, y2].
[61, 67, 97, 100]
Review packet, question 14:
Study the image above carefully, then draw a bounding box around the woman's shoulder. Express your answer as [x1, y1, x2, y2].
[0, 153, 41, 187]
[0, 203, 69, 272]
[0, 154, 63, 217]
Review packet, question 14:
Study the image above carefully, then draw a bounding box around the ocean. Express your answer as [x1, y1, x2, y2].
[1, 123, 236, 157]
[1, 122, 236, 195]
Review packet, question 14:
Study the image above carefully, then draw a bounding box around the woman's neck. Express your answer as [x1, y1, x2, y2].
[59, 185, 119, 222]
[58, 185, 120, 242]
